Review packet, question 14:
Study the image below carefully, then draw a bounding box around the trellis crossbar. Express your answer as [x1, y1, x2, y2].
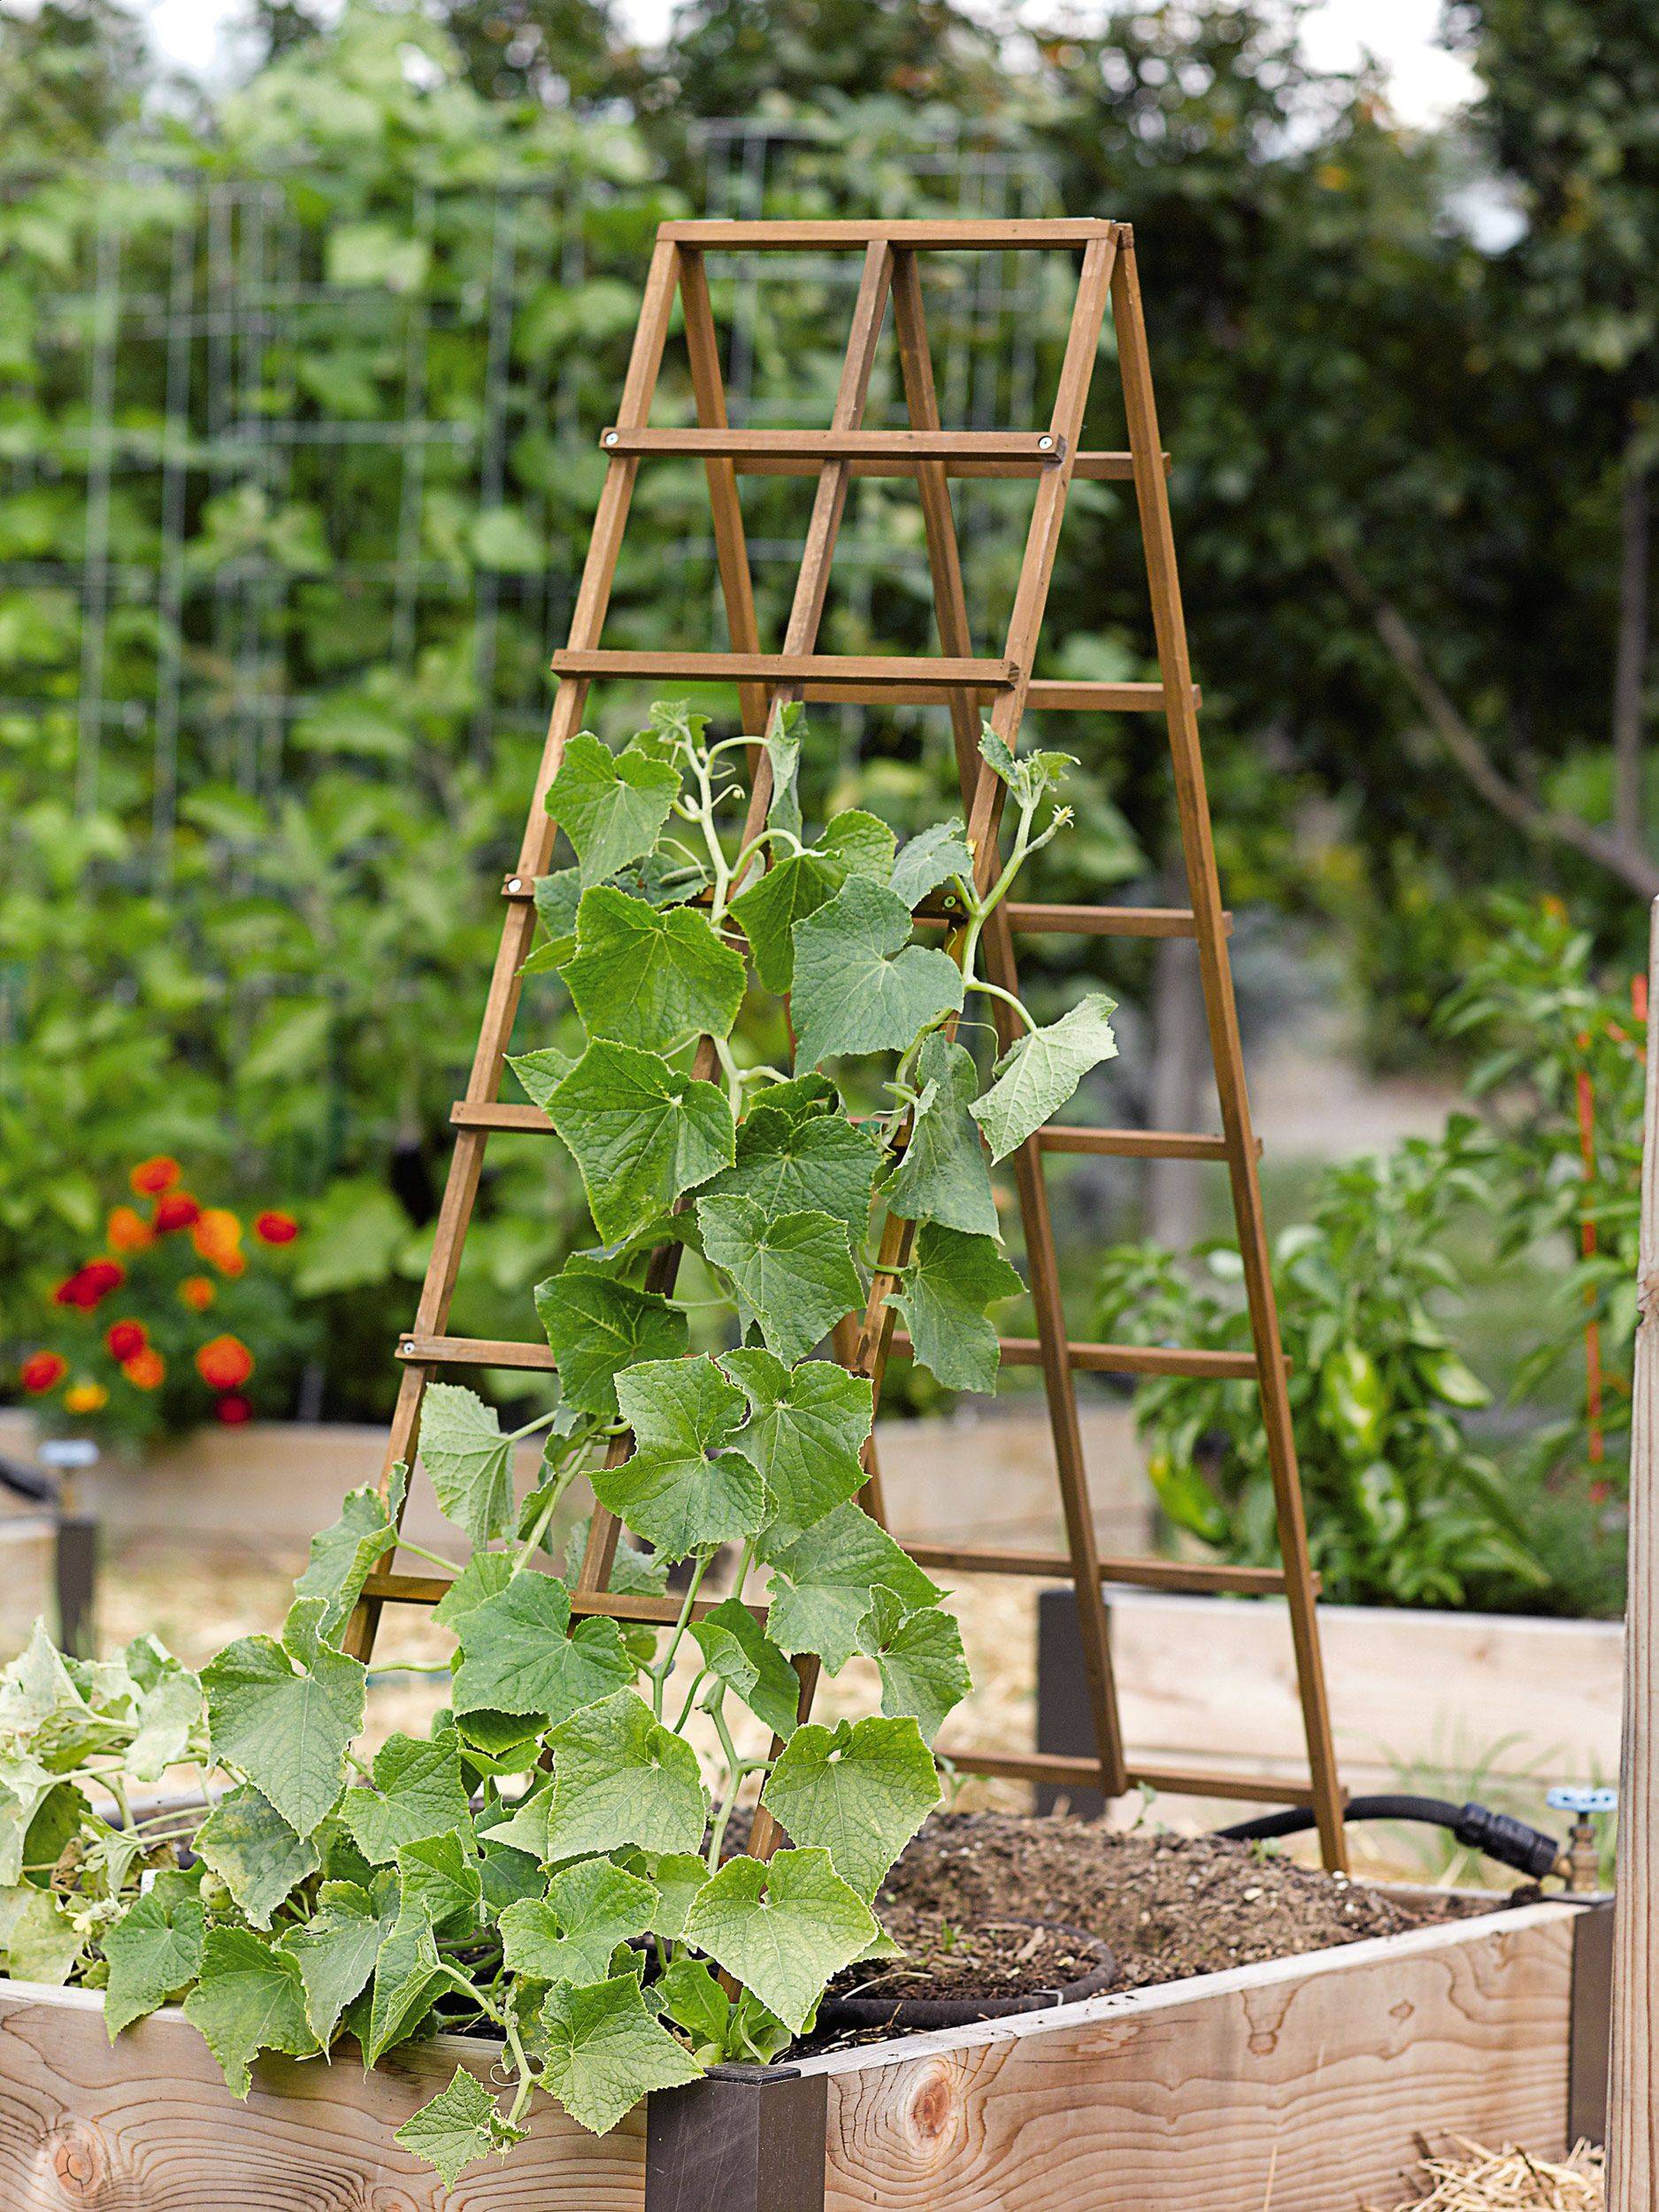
[342, 214, 1349, 1872]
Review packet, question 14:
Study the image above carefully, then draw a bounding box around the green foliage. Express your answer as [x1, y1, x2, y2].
[0, 705, 1127, 2169]
[1097, 1125, 1547, 1609]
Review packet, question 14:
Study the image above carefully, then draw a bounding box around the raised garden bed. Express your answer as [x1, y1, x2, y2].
[0, 1822, 1607, 2212]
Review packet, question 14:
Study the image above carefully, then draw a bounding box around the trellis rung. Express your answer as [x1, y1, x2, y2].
[362, 1570, 750, 1627]
[661, 218, 1122, 250]
[905, 1544, 1306, 1595]
[910, 901, 1229, 938]
[396, 1333, 556, 1371]
[934, 1746, 1320, 1807]
[729, 449, 1166, 482]
[449, 1101, 1245, 1163]
[402, 1328, 1264, 1382]
[597, 427, 1065, 466]
[799, 679, 1191, 709]
[496, 879, 1226, 940]
[1040, 1125, 1237, 1160]
[551, 649, 1016, 690]
[888, 1333, 1264, 1379]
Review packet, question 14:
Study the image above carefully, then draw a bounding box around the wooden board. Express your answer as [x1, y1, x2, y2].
[1608, 898, 1659, 2207]
[799, 1901, 1578, 2212]
[1096, 1587, 1623, 1797]
[0, 1977, 645, 2211]
[0, 1904, 1579, 2211]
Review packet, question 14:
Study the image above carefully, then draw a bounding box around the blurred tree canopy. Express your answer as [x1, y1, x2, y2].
[2, 0, 1655, 1418]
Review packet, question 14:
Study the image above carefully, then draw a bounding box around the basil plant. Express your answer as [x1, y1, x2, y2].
[0, 707, 1116, 2180]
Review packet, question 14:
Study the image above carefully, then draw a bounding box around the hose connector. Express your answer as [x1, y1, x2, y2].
[1449, 1801, 1561, 1879]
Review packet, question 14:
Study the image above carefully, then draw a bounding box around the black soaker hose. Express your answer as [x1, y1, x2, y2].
[1216, 1793, 1560, 1879]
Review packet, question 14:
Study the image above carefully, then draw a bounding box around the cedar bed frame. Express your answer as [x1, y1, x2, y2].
[0, 1893, 1608, 2211]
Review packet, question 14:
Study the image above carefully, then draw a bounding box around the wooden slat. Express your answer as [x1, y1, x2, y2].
[362, 1569, 757, 1627]
[1610, 897, 1659, 2208]
[910, 901, 1227, 938]
[678, 246, 770, 734]
[396, 1333, 556, 1371]
[660, 218, 1121, 250]
[804, 1904, 1578, 2212]
[794, 679, 1186, 710]
[339, 234, 687, 1670]
[551, 649, 1015, 690]
[598, 426, 1064, 465]
[730, 239, 902, 1870]
[1114, 234, 1348, 1871]
[452, 1099, 550, 1132]
[730, 449, 1163, 481]
[1125, 1763, 1320, 1808]
[499, 879, 1225, 940]
[1038, 1125, 1233, 1161]
[0, 1978, 649, 2209]
[887, 1333, 1264, 1380]
[898, 236, 1133, 1804]
[906, 1543, 1306, 1596]
[933, 1746, 1319, 1806]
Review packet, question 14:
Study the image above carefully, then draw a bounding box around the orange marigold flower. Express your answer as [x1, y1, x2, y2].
[217, 1248, 246, 1279]
[192, 1208, 243, 1269]
[154, 1191, 202, 1234]
[105, 1319, 147, 1363]
[254, 1210, 299, 1246]
[107, 1205, 153, 1253]
[19, 1351, 66, 1394]
[179, 1275, 216, 1312]
[214, 1392, 253, 1426]
[131, 1156, 180, 1197]
[64, 1381, 109, 1415]
[196, 1334, 254, 1392]
[122, 1348, 166, 1391]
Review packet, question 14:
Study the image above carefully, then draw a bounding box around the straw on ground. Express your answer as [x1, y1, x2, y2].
[1379, 2141, 1603, 2211]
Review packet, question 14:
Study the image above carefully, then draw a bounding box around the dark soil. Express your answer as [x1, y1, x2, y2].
[829, 1916, 1106, 2005]
[867, 1813, 1497, 1993]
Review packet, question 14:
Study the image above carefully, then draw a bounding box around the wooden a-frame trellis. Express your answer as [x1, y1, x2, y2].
[342, 216, 1350, 1874]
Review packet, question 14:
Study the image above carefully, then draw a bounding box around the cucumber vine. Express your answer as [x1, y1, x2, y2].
[0, 706, 1117, 2180]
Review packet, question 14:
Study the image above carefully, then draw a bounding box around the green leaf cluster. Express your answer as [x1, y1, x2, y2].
[6, 705, 1118, 2177]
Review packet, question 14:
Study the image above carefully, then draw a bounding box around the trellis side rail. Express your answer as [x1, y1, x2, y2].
[342, 215, 1349, 1873]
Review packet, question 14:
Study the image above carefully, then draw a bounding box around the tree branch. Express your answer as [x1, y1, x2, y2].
[1327, 543, 1659, 902]
[1613, 425, 1650, 853]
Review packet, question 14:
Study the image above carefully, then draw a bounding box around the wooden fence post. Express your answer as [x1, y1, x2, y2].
[1607, 896, 1659, 2200]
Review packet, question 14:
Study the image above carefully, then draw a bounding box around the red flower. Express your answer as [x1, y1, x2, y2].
[254, 1210, 299, 1246]
[214, 1393, 253, 1426]
[54, 1260, 126, 1310]
[154, 1192, 203, 1234]
[196, 1334, 254, 1392]
[105, 1319, 147, 1363]
[19, 1351, 66, 1394]
[131, 1156, 180, 1197]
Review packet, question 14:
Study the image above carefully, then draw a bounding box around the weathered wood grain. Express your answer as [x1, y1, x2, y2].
[0, 1979, 644, 2210]
[802, 1903, 1577, 2212]
[1608, 899, 1659, 2209]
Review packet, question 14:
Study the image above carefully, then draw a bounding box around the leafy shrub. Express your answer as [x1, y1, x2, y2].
[0, 708, 1118, 2172]
[1437, 896, 1646, 1479]
[1095, 1125, 1544, 1609]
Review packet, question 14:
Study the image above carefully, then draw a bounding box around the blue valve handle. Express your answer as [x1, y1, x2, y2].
[1547, 1786, 1618, 1815]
